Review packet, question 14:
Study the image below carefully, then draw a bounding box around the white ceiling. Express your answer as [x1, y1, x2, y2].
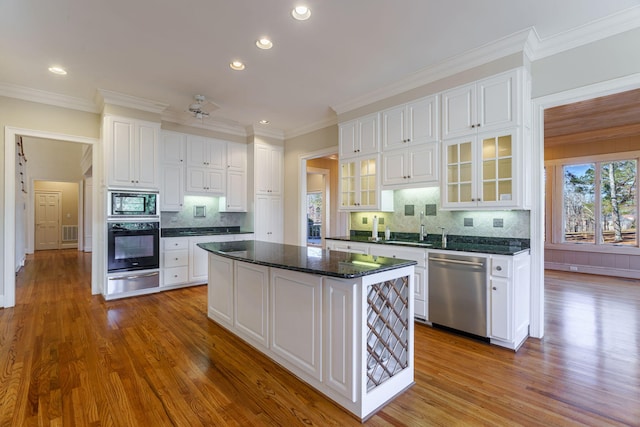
[1, 0, 639, 137]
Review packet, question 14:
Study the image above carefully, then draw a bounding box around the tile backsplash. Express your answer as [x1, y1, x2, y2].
[350, 187, 530, 239]
[160, 195, 246, 229]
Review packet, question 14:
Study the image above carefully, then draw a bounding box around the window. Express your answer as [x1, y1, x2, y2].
[561, 158, 637, 246]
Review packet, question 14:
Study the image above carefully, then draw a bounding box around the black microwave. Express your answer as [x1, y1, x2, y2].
[108, 191, 158, 217]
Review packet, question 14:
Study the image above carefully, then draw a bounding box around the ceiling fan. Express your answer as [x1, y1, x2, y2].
[186, 94, 219, 120]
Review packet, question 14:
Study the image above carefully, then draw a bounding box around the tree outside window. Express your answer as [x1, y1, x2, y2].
[563, 159, 637, 246]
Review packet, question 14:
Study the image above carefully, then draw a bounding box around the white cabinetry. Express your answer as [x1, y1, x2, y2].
[270, 268, 323, 382]
[381, 95, 438, 150]
[160, 131, 185, 211]
[220, 142, 247, 212]
[382, 142, 438, 188]
[369, 244, 428, 321]
[442, 128, 522, 209]
[442, 69, 520, 139]
[338, 113, 379, 159]
[235, 262, 270, 350]
[104, 116, 160, 189]
[339, 155, 393, 211]
[326, 240, 370, 254]
[255, 143, 283, 195]
[255, 194, 283, 243]
[489, 252, 531, 350]
[251, 142, 284, 242]
[161, 237, 189, 286]
[185, 135, 226, 194]
[207, 254, 234, 327]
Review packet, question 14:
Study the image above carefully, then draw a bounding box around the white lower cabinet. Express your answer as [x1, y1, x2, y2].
[326, 240, 370, 254]
[368, 244, 428, 321]
[489, 253, 531, 350]
[207, 254, 234, 328]
[235, 262, 269, 350]
[323, 277, 357, 402]
[270, 268, 323, 382]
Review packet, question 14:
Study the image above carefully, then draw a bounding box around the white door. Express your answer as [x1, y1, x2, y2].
[35, 192, 61, 250]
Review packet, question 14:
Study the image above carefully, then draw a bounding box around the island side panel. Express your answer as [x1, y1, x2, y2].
[207, 253, 234, 328]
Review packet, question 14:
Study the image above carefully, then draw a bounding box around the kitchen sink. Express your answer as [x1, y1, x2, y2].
[383, 240, 433, 247]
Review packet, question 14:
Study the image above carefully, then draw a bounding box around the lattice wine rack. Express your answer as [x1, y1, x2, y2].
[366, 275, 409, 391]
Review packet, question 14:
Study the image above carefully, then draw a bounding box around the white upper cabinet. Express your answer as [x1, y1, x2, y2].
[382, 142, 438, 188]
[338, 113, 379, 159]
[255, 143, 283, 195]
[220, 142, 247, 212]
[160, 131, 186, 211]
[442, 69, 520, 139]
[185, 135, 226, 194]
[105, 116, 160, 190]
[381, 95, 438, 151]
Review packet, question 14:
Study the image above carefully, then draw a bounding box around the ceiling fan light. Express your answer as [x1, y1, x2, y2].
[48, 66, 67, 75]
[291, 6, 311, 21]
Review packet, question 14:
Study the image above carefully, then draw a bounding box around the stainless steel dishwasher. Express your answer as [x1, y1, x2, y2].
[428, 253, 488, 337]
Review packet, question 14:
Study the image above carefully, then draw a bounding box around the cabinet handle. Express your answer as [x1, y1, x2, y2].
[496, 266, 502, 271]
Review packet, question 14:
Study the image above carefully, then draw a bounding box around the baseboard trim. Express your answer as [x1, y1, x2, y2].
[545, 262, 640, 279]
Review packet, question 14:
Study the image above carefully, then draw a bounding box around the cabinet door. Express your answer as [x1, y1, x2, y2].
[207, 139, 227, 170]
[190, 238, 210, 283]
[186, 135, 209, 167]
[255, 144, 281, 194]
[490, 276, 511, 341]
[357, 156, 378, 209]
[381, 105, 407, 151]
[207, 255, 234, 327]
[135, 123, 159, 189]
[235, 262, 269, 349]
[381, 150, 408, 186]
[408, 143, 438, 184]
[255, 195, 270, 241]
[223, 170, 247, 212]
[268, 195, 283, 243]
[358, 113, 379, 155]
[161, 131, 185, 165]
[270, 268, 323, 381]
[478, 129, 516, 206]
[477, 71, 517, 132]
[407, 96, 438, 144]
[227, 142, 246, 171]
[109, 118, 136, 188]
[442, 137, 476, 208]
[160, 163, 184, 211]
[442, 83, 476, 139]
[414, 266, 427, 320]
[323, 277, 357, 402]
[268, 146, 283, 195]
[339, 120, 358, 159]
[339, 159, 357, 209]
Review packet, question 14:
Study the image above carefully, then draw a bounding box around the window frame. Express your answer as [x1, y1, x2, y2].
[545, 151, 640, 254]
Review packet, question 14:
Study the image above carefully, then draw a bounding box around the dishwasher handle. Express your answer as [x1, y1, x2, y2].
[428, 257, 484, 267]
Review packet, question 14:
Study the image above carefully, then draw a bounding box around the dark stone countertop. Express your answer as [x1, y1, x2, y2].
[328, 233, 530, 256]
[197, 240, 417, 279]
[161, 226, 254, 238]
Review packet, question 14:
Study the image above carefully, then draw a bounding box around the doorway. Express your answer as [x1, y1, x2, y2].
[3, 127, 100, 308]
[306, 167, 329, 247]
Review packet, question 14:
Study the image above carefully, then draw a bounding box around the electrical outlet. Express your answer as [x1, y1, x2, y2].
[569, 266, 578, 271]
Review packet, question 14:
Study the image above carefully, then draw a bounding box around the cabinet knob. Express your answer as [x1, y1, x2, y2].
[477, 123, 481, 127]
[492, 287, 497, 290]
[496, 266, 502, 271]
[471, 124, 475, 128]
[175, 257, 179, 261]
[174, 274, 178, 278]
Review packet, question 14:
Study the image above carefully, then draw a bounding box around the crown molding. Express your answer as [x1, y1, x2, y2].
[95, 89, 169, 114]
[247, 125, 285, 140]
[0, 82, 99, 113]
[529, 5, 640, 60]
[284, 115, 338, 140]
[331, 28, 532, 115]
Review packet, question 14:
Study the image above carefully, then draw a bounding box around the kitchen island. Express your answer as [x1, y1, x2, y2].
[197, 240, 416, 420]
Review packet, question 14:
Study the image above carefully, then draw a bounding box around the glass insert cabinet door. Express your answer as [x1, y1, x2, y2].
[445, 139, 474, 204]
[481, 133, 513, 203]
[340, 160, 356, 208]
[339, 156, 379, 209]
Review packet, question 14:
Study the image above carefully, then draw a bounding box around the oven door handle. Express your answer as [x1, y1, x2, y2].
[108, 272, 159, 281]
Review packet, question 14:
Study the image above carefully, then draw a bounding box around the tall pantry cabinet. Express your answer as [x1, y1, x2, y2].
[248, 141, 284, 243]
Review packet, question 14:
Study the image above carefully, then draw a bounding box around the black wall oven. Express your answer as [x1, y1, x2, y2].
[107, 221, 160, 273]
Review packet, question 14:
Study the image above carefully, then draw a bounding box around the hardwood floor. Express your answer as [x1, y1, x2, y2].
[1, 251, 638, 426]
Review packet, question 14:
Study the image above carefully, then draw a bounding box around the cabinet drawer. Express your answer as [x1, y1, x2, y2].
[370, 244, 426, 267]
[163, 238, 189, 251]
[163, 266, 189, 286]
[491, 257, 511, 278]
[163, 249, 188, 268]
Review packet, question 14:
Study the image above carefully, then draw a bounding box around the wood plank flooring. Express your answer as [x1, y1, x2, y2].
[1, 250, 638, 426]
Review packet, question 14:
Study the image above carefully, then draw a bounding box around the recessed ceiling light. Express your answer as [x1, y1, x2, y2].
[291, 5, 311, 21]
[48, 66, 67, 75]
[256, 38, 273, 50]
[259, 119, 270, 125]
[230, 61, 245, 71]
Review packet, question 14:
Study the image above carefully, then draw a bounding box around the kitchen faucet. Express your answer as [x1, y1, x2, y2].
[419, 211, 425, 241]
